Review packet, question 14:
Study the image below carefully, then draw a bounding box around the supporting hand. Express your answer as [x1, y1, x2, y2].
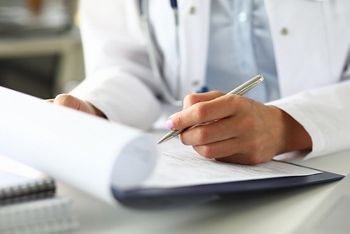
[48, 94, 106, 118]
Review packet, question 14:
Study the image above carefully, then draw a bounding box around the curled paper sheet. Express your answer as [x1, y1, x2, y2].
[0, 87, 158, 204]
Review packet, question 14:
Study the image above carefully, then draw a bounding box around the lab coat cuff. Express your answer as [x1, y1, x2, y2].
[70, 78, 121, 123]
[267, 98, 326, 160]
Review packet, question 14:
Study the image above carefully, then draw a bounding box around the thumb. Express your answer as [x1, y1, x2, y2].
[54, 94, 81, 109]
[53, 94, 97, 115]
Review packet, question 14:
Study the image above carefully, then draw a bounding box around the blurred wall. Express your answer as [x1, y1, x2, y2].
[0, 0, 84, 99]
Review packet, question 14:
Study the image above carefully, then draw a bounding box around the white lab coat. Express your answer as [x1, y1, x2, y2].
[71, 0, 350, 159]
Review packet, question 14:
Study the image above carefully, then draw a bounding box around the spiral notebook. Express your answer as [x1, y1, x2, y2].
[0, 155, 78, 233]
[0, 197, 78, 234]
[0, 155, 55, 205]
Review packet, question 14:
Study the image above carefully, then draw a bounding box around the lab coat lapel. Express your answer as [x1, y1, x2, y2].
[265, 0, 332, 97]
[178, 0, 210, 96]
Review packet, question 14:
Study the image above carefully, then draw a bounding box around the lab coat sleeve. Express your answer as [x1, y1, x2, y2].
[70, 0, 161, 130]
[269, 79, 350, 159]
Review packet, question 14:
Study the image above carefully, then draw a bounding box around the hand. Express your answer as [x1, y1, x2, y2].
[166, 91, 312, 165]
[48, 94, 106, 118]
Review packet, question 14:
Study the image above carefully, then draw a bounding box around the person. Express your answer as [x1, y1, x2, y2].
[52, 0, 350, 165]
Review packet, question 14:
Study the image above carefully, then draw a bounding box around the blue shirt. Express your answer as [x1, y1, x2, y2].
[206, 0, 280, 103]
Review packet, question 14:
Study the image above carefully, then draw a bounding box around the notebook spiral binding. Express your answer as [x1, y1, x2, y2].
[0, 178, 55, 205]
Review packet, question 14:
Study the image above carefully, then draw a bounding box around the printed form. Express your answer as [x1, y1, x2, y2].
[143, 140, 320, 188]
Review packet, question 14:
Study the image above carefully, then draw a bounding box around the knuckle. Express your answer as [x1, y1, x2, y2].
[226, 95, 243, 111]
[193, 103, 208, 122]
[227, 95, 239, 106]
[201, 145, 214, 158]
[248, 138, 261, 152]
[179, 133, 186, 145]
[246, 154, 262, 165]
[196, 127, 209, 144]
[228, 95, 248, 110]
[172, 115, 183, 129]
[179, 133, 190, 145]
[184, 94, 199, 107]
[244, 153, 262, 165]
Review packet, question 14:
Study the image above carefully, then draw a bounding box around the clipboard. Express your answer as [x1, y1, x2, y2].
[111, 166, 343, 209]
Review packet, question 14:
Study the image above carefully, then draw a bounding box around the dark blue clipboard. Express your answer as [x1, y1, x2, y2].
[111, 162, 344, 209]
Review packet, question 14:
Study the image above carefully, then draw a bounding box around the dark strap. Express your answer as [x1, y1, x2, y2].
[342, 46, 350, 81]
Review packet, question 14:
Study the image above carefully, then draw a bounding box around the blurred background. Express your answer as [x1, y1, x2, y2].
[0, 0, 83, 99]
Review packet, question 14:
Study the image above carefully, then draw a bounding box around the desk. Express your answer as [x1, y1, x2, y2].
[57, 142, 350, 234]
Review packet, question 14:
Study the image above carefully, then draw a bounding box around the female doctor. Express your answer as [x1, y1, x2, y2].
[53, 0, 350, 165]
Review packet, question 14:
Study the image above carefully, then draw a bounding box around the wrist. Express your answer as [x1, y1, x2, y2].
[269, 105, 312, 154]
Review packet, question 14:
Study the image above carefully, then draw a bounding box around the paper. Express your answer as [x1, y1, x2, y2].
[143, 140, 320, 188]
[0, 86, 321, 204]
[0, 87, 158, 204]
[0, 155, 46, 190]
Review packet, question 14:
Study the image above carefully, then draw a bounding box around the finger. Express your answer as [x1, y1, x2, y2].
[192, 137, 243, 159]
[183, 91, 224, 110]
[52, 94, 105, 117]
[53, 94, 81, 110]
[170, 95, 244, 130]
[180, 116, 243, 146]
[47, 99, 54, 103]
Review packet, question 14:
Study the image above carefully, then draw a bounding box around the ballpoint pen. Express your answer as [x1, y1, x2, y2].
[157, 74, 264, 144]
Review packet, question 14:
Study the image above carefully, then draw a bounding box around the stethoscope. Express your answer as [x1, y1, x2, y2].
[139, 0, 183, 106]
[139, 0, 330, 106]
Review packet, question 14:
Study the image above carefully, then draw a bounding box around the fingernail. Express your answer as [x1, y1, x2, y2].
[165, 119, 174, 130]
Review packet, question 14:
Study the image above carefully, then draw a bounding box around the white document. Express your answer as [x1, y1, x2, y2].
[143, 140, 320, 188]
[0, 87, 158, 204]
[0, 87, 321, 205]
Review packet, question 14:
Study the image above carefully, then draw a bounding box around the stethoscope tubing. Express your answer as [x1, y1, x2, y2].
[139, 0, 183, 106]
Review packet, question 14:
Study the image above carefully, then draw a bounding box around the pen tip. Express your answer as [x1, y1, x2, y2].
[157, 137, 167, 144]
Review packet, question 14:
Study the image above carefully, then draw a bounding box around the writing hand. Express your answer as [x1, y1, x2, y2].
[166, 91, 312, 165]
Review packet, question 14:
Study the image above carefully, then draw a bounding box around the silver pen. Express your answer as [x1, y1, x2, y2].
[157, 74, 264, 144]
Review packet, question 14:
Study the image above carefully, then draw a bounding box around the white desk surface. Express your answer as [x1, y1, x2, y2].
[57, 138, 350, 234]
